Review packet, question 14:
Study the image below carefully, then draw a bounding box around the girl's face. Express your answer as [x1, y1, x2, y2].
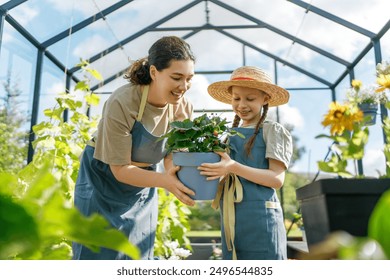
[149, 59, 194, 106]
[231, 86, 269, 126]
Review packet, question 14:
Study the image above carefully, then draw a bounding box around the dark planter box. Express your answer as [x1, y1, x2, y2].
[296, 178, 390, 249]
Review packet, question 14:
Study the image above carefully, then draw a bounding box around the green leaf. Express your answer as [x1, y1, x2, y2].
[368, 189, 390, 259]
[85, 93, 100, 106]
[86, 68, 103, 81]
[42, 191, 140, 260]
[75, 81, 89, 91]
[0, 194, 40, 259]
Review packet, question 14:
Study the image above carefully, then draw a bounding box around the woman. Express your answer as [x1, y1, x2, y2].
[199, 66, 293, 259]
[72, 36, 196, 260]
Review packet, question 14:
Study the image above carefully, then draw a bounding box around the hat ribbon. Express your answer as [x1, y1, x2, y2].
[231, 77, 255, 81]
[212, 173, 243, 260]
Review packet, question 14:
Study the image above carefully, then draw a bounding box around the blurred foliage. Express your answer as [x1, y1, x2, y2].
[0, 60, 139, 260]
[189, 201, 221, 231]
[368, 189, 390, 258]
[299, 231, 386, 260]
[0, 72, 28, 173]
[154, 189, 192, 259]
[0, 161, 140, 259]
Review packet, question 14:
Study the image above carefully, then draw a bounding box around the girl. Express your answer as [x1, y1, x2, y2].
[73, 36, 196, 260]
[199, 66, 293, 260]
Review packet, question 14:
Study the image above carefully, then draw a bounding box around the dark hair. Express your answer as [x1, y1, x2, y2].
[124, 36, 195, 85]
[232, 104, 269, 157]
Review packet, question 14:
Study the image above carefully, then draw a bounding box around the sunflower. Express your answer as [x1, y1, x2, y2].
[376, 74, 390, 92]
[322, 102, 363, 135]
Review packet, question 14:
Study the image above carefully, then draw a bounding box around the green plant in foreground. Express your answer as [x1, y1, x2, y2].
[0, 60, 139, 259]
[0, 161, 140, 260]
[160, 113, 244, 153]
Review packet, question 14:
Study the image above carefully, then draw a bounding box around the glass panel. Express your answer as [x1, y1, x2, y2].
[310, 0, 389, 33]
[298, 12, 370, 62]
[2, 0, 389, 178]
[0, 21, 36, 133]
[37, 58, 67, 123]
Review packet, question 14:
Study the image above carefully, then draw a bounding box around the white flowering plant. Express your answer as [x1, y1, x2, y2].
[161, 240, 192, 260]
[346, 83, 386, 105]
[346, 61, 390, 106]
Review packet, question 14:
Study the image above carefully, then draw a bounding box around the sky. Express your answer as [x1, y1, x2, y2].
[1, 0, 390, 178]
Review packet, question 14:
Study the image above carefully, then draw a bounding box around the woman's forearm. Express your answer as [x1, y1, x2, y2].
[110, 164, 169, 188]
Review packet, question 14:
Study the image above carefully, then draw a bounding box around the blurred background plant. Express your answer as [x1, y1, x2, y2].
[154, 188, 192, 259]
[316, 60, 390, 178]
[0, 61, 141, 260]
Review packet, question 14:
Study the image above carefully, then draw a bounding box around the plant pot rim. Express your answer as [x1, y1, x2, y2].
[296, 178, 390, 200]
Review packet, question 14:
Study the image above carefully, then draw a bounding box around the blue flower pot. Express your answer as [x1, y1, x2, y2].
[358, 103, 378, 126]
[173, 152, 221, 200]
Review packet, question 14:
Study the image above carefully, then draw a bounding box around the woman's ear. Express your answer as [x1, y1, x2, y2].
[149, 65, 157, 81]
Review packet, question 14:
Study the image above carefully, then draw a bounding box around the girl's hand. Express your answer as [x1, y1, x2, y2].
[164, 165, 196, 206]
[198, 151, 235, 180]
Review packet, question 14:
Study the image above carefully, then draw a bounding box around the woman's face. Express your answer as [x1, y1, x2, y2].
[231, 86, 269, 126]
[149, 59, 194, 106]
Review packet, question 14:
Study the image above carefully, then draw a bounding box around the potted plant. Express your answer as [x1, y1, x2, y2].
[345, 62, 389, 126]
[159, 113, 243, 200]
[296, 60, 390, 249]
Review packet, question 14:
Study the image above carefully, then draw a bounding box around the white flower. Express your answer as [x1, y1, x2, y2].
[165, 240, 179, 250]
[173, 248, 192, 258]
[377, 61, 390, 75]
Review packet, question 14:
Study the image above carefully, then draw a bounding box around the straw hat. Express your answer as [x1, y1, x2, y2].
[207, 66, 289, 107]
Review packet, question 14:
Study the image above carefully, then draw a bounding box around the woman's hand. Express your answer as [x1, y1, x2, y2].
[197, 151, 235, 180]
[164, 165, 196, 206]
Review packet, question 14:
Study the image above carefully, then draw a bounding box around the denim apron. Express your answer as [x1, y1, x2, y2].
[216, 127, 287, 260]
[72, 86, 170, 260]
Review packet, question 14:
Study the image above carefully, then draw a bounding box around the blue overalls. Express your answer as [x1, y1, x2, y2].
[72, 86, 169, 260]
[217, 126, 287, 260]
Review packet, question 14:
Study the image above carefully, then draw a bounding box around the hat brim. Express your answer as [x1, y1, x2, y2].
[207, 80, 289, 107]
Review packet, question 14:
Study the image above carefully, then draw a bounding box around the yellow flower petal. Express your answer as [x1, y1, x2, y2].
[322, 102, 363, 135]
[351, 79, 362, 90]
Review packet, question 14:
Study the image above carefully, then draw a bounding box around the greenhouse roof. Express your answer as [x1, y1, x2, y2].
[1, 0, 390, 176]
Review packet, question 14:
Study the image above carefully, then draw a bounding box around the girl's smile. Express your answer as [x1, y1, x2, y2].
[231, 86, 269, 126]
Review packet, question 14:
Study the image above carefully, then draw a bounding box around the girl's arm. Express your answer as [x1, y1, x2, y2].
[110, 163, 195, 206]
[198, 152, 286, 190]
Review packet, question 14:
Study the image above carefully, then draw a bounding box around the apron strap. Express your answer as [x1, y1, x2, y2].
[137, 85, 174, 123]
[212, 173, 243, 260]
[137, 85, 149, 122]
[168, 104, 174, 123]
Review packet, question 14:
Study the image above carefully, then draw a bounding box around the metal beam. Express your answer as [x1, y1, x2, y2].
[42, 0, 135, 48]
[151, 23, 266, 32]
[6, 13, 80, 82]
[27, 49, 44, 163]
[0, 12, 4, 59]
[69, 0, 203, 74]
[288, 0, 376, 38]
[0, 0, 27, 12]
[210, 0, 351, 67]
[5, 13, 42, 50]
[331, 19, 390, 89]
[90, 70, 127, 92]
[216, 28, 333, 87]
